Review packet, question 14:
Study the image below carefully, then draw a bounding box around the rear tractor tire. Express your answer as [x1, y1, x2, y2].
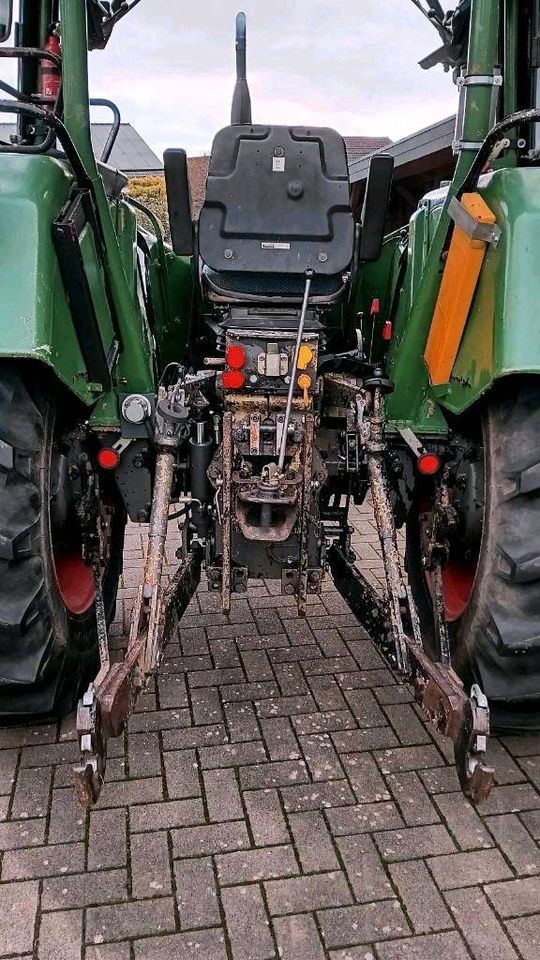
[0, 363, 125, 721]
[406, 377, 540, 731]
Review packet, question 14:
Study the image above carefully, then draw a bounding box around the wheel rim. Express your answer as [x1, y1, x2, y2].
[420, 501, 479, 624]
[53, 552, 95, 616]
[49, 447, 97, 618]
[440, 561, 477, 622]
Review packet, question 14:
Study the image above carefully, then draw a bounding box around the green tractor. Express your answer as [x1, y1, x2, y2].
[0, 0, 538, 807]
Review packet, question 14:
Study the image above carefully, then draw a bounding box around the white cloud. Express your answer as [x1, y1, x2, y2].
[88, 0, 457, 157]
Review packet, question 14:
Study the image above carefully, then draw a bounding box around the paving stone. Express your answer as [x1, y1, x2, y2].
[164, 750, 200, 798]
[135, 929, 227, 960]
[486, 813, 540, 874]
[161, 724, 228, 750]
[175, 857, 221, 929]
[484, 874, 540, 916]
[221, 884, 276, 960]
[94, 776, 163, 808]
[481, 782, 540, 815]
[86, 898, 176, 944]
[240, 759, 309, 791]
[375, 745, 443, 775]
[48, 789, 86, 845]
[203, 768, 243, 821]
[374, 931, 470, 960]
[130, 798, 204, 832]
[0, 816, 45, 850]
[445, 887, 519, 960]
[88, 808, 127, 870]
[331, 727, 399, 753]
[506, 916, 540, 960]
[344, 688, 387, 728]
[307, 676, 349, 712]
[199, 741, 267, 769]
[337, 834, 394, 903]
[259, 718, 301, 761]
[216, 845, 298, 885]
[265, 871, 352, 915]
[383, 703, 432, 745]
[42, 870, 127, 910]
[389, 860, 452, 934]
[244, 789, 290, 846]
[418, 766, 462, 795]
[11, 765, 52, 818]
[341, 752, 390, 803]
[385, 772, 439, 827]
[128, 732, 162, 778]
[375, 823, 456, 862]
[292, 710, 356, 736]
[0, 880, 39, 955]
[38, 909, 83, 960]
[434, 792, 493, 851]
[273, 914, 326, 960]
[299, 733, 344, 781]
[428, 849, 512, 889]
[130, 830, 172, 898]
[172, 820, 250, 857]
[319, 900, 410, 948]
[281, 779, 356, 812]
[327, 801, 403, 835]
[87, 942, 131, 960]
[0, 748, 18, 794]
[288, 811, 339, 872]
[2, 841, 85, 880]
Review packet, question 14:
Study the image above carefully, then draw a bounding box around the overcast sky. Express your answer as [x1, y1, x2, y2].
[85, 0, 457, 159]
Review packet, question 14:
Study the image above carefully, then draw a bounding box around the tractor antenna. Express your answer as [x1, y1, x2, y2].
[231, 12, 252, 125]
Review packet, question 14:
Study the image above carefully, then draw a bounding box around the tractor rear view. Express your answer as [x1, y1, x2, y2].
[0, 0, 538, 809]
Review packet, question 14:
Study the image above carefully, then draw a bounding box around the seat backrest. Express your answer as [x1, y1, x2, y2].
[199, 124, 355, 278]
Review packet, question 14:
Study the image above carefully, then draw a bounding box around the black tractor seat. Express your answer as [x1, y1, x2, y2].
[198, 123, 355, 307]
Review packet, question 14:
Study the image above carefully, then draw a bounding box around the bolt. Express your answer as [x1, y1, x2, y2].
[284, 584, 295, 595]
[224, 248, 234, 260]
[137, 509, 148, 522]
[275, 146, 285, 157]
[318, 252, 328, 263]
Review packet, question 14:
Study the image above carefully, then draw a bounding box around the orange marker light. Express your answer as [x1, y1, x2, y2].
[97, 448, 120, 471]
[226, 345, 246, 370]
[417, 453, 442, 476]
[222, 370, 246, 390]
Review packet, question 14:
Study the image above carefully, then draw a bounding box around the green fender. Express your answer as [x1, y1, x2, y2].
[437, 167, 540, 414]
[0, 154, 115, 406]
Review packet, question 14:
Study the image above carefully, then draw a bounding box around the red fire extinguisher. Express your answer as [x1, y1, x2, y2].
[40, 27, 62, 107]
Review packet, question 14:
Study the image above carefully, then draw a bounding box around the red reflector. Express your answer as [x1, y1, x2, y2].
[417, 453, 442, 476]
[222, 370, 246, 390]
[370, 298, 381, 316]
[382, 321, 393, 341]
[226, 345, 246, 370]
[97, 448, 120, 471]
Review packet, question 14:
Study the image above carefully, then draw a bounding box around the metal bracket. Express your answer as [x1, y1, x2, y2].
[448, 196, 502, 247]
[456, 74, 503, 89]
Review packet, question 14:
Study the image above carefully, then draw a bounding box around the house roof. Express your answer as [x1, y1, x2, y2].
[0, 122, 163, 176]
[343, 136, 392, 164]
[348, 116, 455, 183]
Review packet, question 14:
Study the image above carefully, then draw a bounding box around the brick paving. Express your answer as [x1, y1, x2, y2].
[2, 503, 540, 959]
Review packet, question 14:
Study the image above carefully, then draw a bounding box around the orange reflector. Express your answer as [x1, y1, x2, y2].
[97, 448, 120, 471]
[226, 345, 246, 370]
[417, 453, 442, 477]
[222, 370, 246, 390]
